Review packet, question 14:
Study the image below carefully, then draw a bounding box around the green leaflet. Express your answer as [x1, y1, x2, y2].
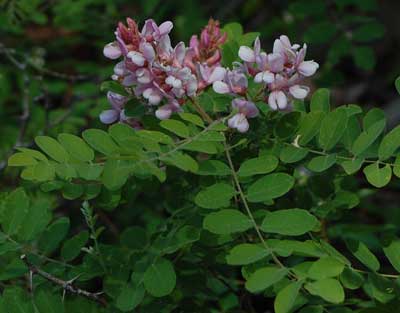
[261, 209, 320, 236]
[363, 162, 392, 188]
[195, 183, 236, 209]
[237, 155, 279, 177]
[203, 209, 252, 234]
[305, 278, 345, 304]
[143, 258, 176, 297]
[245, 267, 288, 293]
[318, 108, 348, 151]
[246, 173, 294, 202]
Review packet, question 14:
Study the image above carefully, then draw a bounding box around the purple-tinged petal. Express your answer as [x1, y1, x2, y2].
[141, 19, 157, 37]
[141, 42, 156, 62]
[100, 110, 119, 124]
[244, 101, 259, 118]
[289, 85, 309, 99]
[268, 90, 287, 110]
[213, 81, 230, 94]
[238, 46, 255, 62]
[166, 76, 183, 89]
[298, 60, 319, 77]
[113, 61, 127, 76]
[143, 88, 162, 105]
[158, 21, 173, 36]
[208, 66, 227, 83]
[253, 37, 261, 55]
[254, 71, 274, 84]
[127, 51, 145, 66]
[186, 76, 198, 96]
[174, 42, 186, 65]
[136, 68, 152, 84]
[228, 113, 249, 133]
[268, 53, 284, 72]
[103, 42, 121, 59]
[107, 91, 127, 109]
[155, 106, 173, 120]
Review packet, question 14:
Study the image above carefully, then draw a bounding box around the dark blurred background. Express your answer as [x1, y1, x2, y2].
[1, 0, 400, 171]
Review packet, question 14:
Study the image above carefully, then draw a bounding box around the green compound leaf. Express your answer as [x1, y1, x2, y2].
[308, 257, 345, 280]
[116, 283, 145, 311]
[195, 183, 236, 209]
[57, 133, 94, 162]
[310, 88, 330, 112]
[35, 136, 69, 163]
[274, 281, 302, 313]
[61, 231, 89, 261]
[340, 158, 364, 175]
[352, 118, 386, 156]
[363, 162, 392, 188]
[82, 129, 119, 156]
[346, 239, 380, 271]
[340, 267, 364, 290]
[178, 112, 205, 127]
[261, 208, 319, 236]
[305, 278, 345, 304]
[318, 108, 348, 151]
[297, 111, 325, 145]
[203, 209, 252, 234]
[1, 188, 30, 236]
[246, 173, 294, 203]
[280, 145, 308, 164]
[378, 125, 400, 160]
[245, 267, 288, 293]
[34, 289, 64, 313]
[226, 243, 270, 265]
[383, 239, 400, 273]
[237, 155, 278, 177]
[143, 258, 176, 297]
[160, 119, 189, 138]
[196, 160, 231, 176]
[307, 154, 336, 172]
[8, 153, 38, 167]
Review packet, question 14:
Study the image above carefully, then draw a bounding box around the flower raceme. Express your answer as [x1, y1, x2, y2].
[102, 19, 318, 132]
[218, 35, 319, 110]
[102, 18, 226, 124]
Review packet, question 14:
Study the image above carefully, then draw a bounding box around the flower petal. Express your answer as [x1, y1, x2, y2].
[238, 46, 255, 62]
[100, 110, 119, 124]
[208, 66, 227, 83]
[127, 51, 145, 66]
[103, 42, 122, 59]
[213, 81, 230, 94]
[158, 21, 173, 36]
[289, 85, 309, 99]
[268, 53, 284, 72]
[298, 60, 319, 77]
[155, 106, 172, 120]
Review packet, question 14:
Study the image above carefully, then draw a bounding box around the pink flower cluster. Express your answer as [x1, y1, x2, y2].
[102, 18, 226, 123]
[102, 18, 318, 134]
[212, 35, 319, 132]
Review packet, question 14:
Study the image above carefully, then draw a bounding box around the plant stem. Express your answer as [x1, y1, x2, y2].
[21, 255, 107, 306]
[223, 141, 289, 271]
[189, 96, 293, 274]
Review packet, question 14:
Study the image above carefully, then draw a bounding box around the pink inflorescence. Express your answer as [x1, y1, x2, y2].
[212, 35, 319, 132]
[102, 18, 318, 133]
[102, 18, 226, 123]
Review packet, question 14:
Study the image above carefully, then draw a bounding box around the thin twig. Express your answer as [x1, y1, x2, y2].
[21, 255, 107, 306]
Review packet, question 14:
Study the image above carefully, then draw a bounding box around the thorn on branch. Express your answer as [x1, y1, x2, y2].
[20, 255, 107, 307]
